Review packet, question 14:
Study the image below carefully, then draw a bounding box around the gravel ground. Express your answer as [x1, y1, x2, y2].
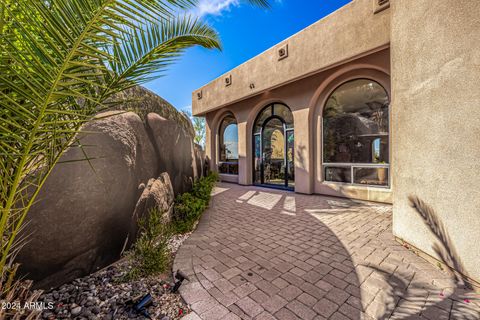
[39, 232, 192, 320]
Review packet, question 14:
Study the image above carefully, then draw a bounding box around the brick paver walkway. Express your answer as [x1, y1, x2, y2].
[174, 183, 479, 320]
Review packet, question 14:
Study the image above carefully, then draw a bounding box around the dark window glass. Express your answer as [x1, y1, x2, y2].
[219, 114, 238, 175]
[353, 167, 388, 186]
[274, 104, 293, 129]
[219, 162, 239, 175]
[324, 166, 352, 183]
[253, 106, 272, 134]
[323, 79, 389, 164]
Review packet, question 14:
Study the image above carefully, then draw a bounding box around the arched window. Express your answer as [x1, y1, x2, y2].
[323, 79, 389, 186]
[218, 114, 238, 175]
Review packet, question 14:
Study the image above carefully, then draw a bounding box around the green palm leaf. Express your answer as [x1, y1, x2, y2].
[106, 15, 220, 93]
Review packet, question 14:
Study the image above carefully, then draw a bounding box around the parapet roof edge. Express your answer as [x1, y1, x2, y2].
[193, 0, 357, 93]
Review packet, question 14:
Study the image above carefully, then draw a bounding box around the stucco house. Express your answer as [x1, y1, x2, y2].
[192, 0, 480, 285]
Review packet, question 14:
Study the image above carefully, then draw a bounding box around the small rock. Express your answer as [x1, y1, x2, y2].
[91, 306, 101, 314]
[71, 306, 82, 316]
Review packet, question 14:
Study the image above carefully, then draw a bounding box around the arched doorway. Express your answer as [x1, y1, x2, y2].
[253, 103, 294, 189]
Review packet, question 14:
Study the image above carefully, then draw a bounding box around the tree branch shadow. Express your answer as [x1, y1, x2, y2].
[370, 195, 479, 319]
[408, 195, 469, 287]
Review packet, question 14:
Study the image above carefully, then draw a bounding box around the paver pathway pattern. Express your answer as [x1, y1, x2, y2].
[174, 183, 479, 320]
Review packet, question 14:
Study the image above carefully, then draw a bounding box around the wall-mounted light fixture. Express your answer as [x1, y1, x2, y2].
[197, 90, 202, 100]
[249, 83, 255, 89]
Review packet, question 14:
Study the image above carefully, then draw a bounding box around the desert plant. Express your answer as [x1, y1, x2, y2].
[172, 193, 207, 233]
[125, 208, 171, 280]
[172, 172, 218, 233]
[127, 172, 218, 278]
[193, 116, 206, 147]
[0, 264, 43, 320]
[191, 171, 218, 201]
[0, 0, 269, 300]
[181, 110, 206, 147]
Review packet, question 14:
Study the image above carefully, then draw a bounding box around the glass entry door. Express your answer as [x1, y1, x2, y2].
[262, 118, 285, 186]
[254, 115, 294, 189]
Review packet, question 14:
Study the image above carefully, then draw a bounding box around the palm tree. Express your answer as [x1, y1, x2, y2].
[0, 0, 270, 305]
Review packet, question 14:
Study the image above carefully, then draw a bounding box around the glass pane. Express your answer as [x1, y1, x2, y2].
[274, 104, 293, 129]
[229, 163, 239, 175]
[323, 79, 389, 164]
[263, 118, 285, 186]
[324, 166, 351, 183]
[372, 138, 380, 162]
[219, 162, 229, 174]
[286, 131, 295, 188]
[219, 114, 238, 163]
[219, 162, 239, 175]
[254, 134, 261, 184]
[223, 124, 238, 161]
[254, 106, 272, 134]
[353, 167, 388, 186]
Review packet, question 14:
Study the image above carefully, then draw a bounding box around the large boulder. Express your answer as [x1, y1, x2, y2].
[17, 112, 160, 289]
[129, 173, 175, 244]
[111, 86, 194, 136]
[194, 144, 205, 181]
[16, 91, 205, 289]
[146, 113, 199, 195]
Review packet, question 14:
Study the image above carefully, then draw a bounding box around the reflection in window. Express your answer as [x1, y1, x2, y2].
[325, 167, 352, 183]
[372, 138, 381, 162]
[323, 79, 389, 187]
[262, 119, 285, 185]
[219, 114, 238, 175]
[254, 104, 294, 134]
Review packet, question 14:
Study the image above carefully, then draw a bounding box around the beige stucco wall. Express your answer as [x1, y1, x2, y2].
[192, 0, 390, 116]
[206, 49, 392, 203]
[391, 0, 480, 283]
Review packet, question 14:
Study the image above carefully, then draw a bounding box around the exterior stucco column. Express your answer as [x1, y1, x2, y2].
[237, 121, 249, 185]
[391, 0, 480, 283]
[204, 115, 216, 172]
[293, 108, 312, 194]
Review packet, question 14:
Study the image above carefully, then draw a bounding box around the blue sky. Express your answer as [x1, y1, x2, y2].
[144, 0, 352, 112]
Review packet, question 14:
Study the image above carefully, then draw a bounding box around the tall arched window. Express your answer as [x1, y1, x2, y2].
[323, 79, 389, 186]
[218, 114, 238, 175]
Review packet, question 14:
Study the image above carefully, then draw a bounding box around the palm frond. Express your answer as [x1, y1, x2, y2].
[106, 15, 220, 93]
[245, 0, 270, 8]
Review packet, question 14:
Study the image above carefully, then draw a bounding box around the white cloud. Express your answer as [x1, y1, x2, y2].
[180, 105, 192, 114]
[194, 0, 240, 17]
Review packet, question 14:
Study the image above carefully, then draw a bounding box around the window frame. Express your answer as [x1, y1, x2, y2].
[321, 78, 391, 188]
[218, 113, 239, 175]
